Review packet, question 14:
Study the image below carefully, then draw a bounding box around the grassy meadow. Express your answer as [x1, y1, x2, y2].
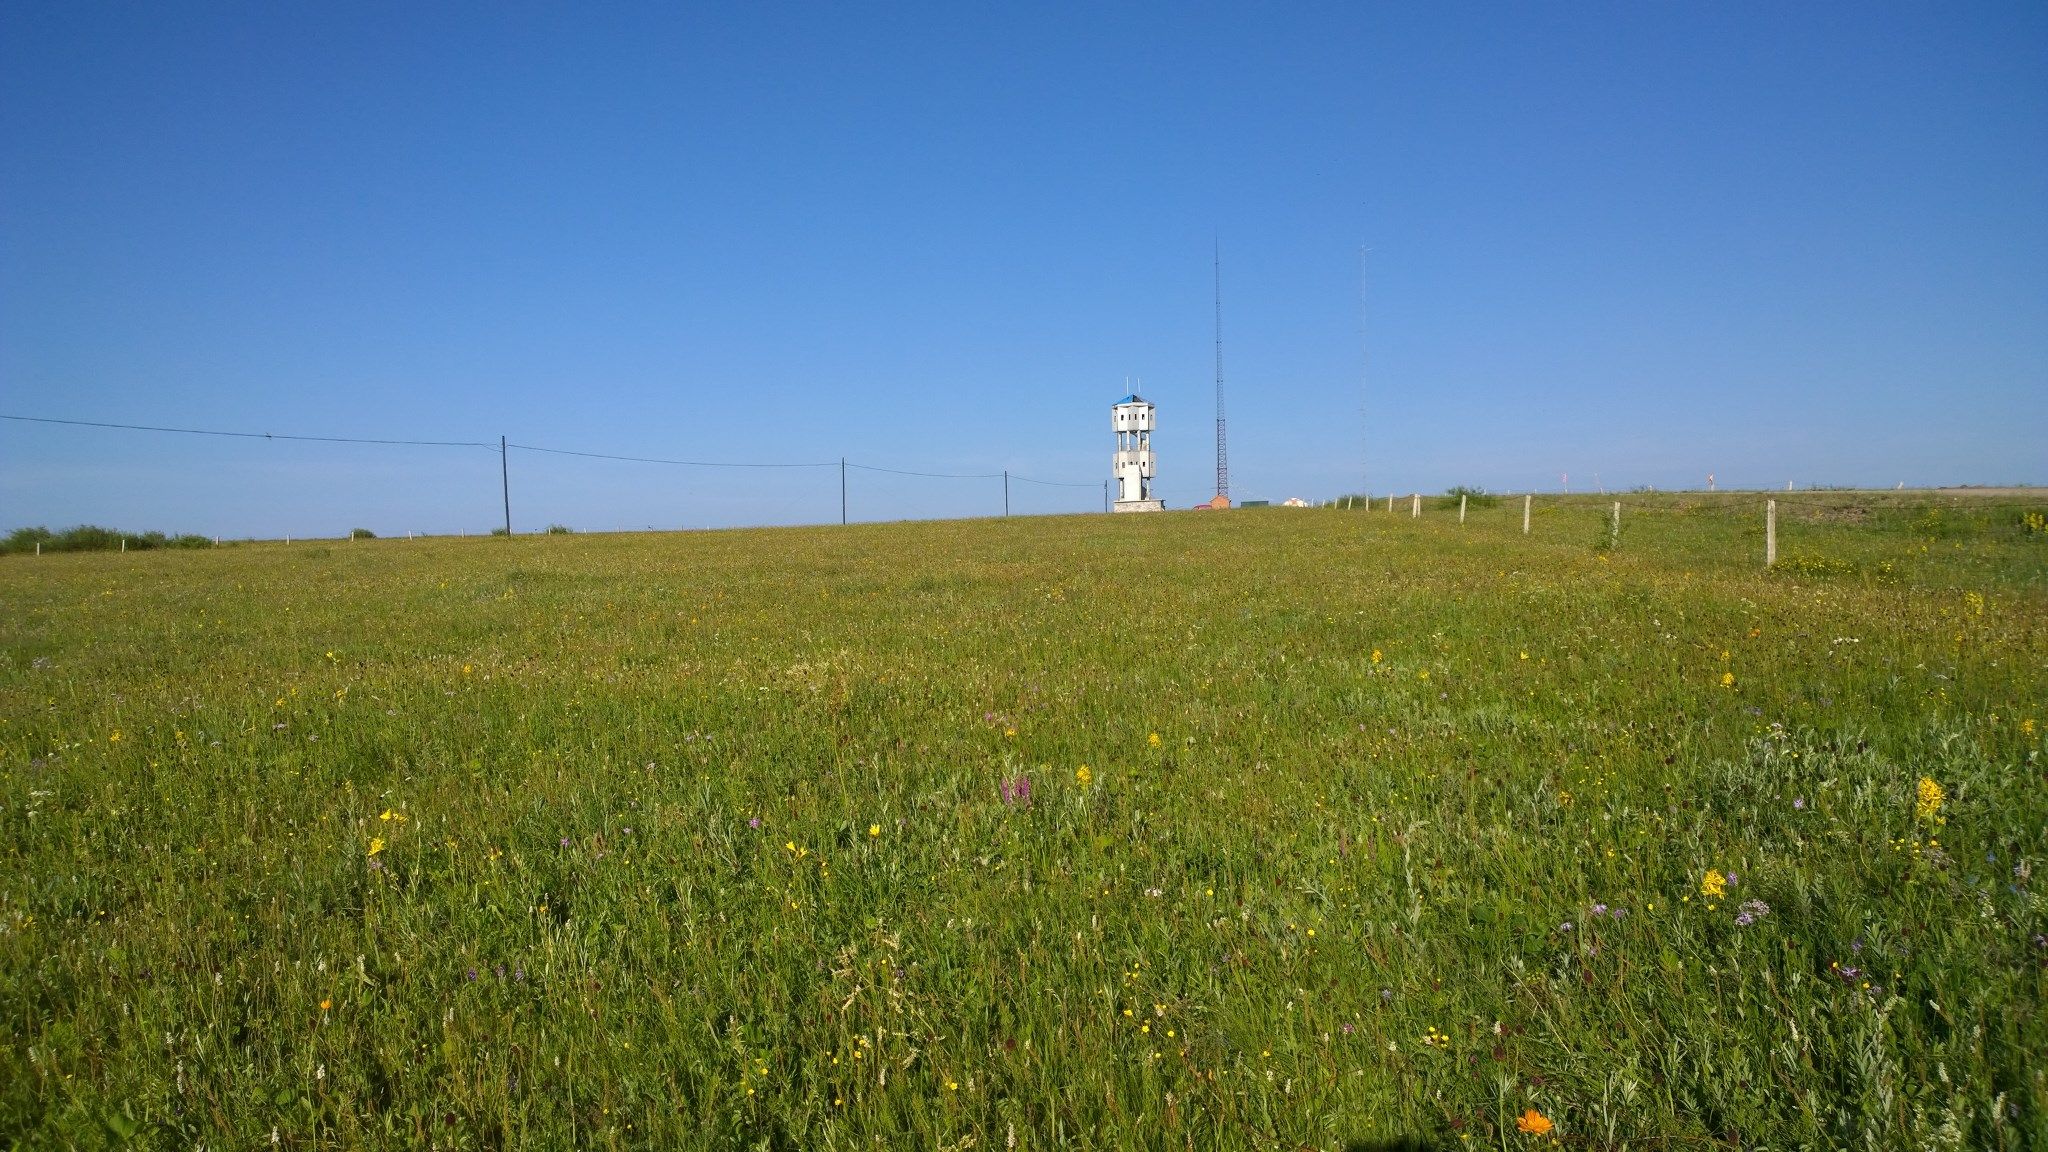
[2, 492, 2044, 1149]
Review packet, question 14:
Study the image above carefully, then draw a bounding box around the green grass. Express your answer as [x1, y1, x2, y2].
[2, 493, 2043, 1149]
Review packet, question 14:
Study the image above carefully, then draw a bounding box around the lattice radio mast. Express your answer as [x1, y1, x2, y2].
[1213, 240, 1229, 503]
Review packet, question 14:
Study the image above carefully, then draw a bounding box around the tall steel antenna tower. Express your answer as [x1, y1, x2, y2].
[1213, 240, 1229, 502]
[1359, 244, 1370, 496]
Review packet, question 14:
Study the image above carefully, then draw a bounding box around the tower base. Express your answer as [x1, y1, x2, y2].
[1112, 499, 1165, 513]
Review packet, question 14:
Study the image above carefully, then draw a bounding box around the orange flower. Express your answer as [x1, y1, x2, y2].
[1516, 1108, 1554, 1136]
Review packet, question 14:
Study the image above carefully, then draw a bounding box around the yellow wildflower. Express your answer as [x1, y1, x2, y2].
[2023, 718, 2037, 737]
[868, 824, 880, 838]
[1701, 869, 1726, 899]
[367, 837, 385, 857]
[1148, 732, 1161, 748]
[1516, 1108, 1554, 1136]
[1371, 649, 1382, 663]
[109, 730, 122, 743]
[1915, 777, 1945, 824]
[1076, 764, 1092, 785]
[1720, 672, 1735, 688]
[319, 998, 331, 1012]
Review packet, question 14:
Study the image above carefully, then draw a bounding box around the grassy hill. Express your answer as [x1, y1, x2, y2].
[2, 494, 2043, 1148]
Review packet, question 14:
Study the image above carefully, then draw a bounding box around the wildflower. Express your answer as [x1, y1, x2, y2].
[1701, 869, 1726, 899]
[1001, 774, 1032, 806]
[367, 837, 385, 857]
[1075, 765, 1092, 786]
[1734, 899, 1771, 927]
[1147, 732, 1161, 748]
[1418, 669, 1430, 681]
[1371, 649, 1383, 663]
[868, 824, 880, 838]
[1915, 777, 1945, 824]
[319, 998, 331, 1012]
[109, 730, 122, 743]
[1793, 797, 1806, 810]
[1720, 672, 1735, 688]
[748, 817, 761, 829]
[1516, 1108, 1554, 1136]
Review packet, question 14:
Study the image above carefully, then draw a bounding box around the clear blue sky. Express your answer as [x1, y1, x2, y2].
[3, 2, 2043, 536]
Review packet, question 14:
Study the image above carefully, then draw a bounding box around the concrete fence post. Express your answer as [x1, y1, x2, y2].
[1766, 499, 1777, 567]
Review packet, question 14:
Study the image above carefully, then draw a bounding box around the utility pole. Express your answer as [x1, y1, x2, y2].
[840, 458, 847, 525]
[1003, 470, 1010, 517]
[1103, 480, 1109, 513]
[500, 435, 511, 536]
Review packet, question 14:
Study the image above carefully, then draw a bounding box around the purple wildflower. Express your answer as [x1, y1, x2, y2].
[466, 968, 478, 982]
[514, 965, 526, 983]
[559, 837, 570, 847]
[1590, 903, 1609, 918]
[1342, 1023, 1356, 1035]
[749, 816, 761, 829]
[1793, 797, 1805, 810]
[1559, 921, 1574, 933]
[1001, 774, 1032, 807]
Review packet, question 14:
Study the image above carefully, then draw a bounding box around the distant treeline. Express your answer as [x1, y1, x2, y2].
[3, 526, 220, 554]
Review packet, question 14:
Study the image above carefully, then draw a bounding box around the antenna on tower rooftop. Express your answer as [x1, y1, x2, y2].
[1213, 239, 1229, 504]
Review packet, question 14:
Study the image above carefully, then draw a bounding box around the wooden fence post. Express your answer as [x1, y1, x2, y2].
[1460, 494, 1467, 524]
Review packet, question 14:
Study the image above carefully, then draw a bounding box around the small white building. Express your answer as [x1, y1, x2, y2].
[1111, 393, 1163, 512]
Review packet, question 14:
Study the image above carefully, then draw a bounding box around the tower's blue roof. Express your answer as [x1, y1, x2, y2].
[1115, 394, 1147, 405]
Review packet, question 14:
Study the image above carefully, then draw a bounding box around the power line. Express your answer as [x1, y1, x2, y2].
[846, 462, 1003, 480]
[6, 413, 1105, 515]
[1, 413, 494, 449]
[508, 442, 835, 469]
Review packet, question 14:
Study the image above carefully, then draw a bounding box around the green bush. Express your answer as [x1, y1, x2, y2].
[1440, 485, 1500, 509]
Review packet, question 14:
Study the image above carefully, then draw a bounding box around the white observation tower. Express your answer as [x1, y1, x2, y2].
[1111, 393, 1163, 512]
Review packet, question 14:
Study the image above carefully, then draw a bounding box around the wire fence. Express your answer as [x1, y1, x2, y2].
[1, 413, 1113, 536]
